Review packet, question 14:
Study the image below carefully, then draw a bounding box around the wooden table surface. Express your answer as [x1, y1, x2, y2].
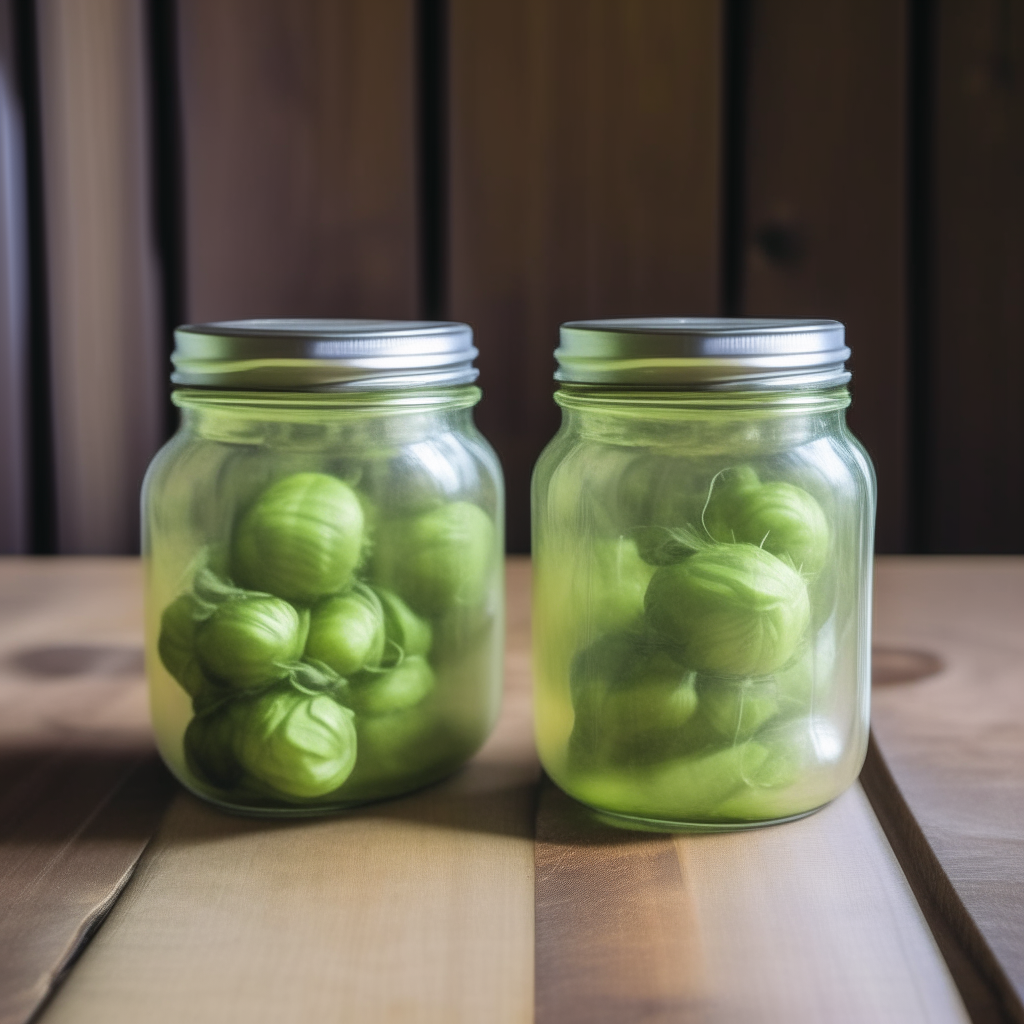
[0, 556, 1021, 1024]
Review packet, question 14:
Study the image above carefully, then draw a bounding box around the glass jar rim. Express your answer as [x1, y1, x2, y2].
[172, 384, 482, 413]
[554, 382, 851, 415]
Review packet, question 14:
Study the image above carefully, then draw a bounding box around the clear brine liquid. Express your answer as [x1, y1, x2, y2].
[532, 393, 873, 828]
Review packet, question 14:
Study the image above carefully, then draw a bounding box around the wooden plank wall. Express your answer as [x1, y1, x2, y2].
[445, 0, 724, 552]
[0, 0, 1019, 554]
[174, 0, 420, 323]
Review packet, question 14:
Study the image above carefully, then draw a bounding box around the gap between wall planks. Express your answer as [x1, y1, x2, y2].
[445, 0, 726, 553]
[174, 0, 421, 324]
[926, 0, 1024, 553]
[0, 0, 29, 554]
[738, 0, 911, 554]
[34, 0, 164, 554]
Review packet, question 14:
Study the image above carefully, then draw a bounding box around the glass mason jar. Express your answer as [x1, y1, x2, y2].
[532, 318, 875, 831]
[143, 320, 504, 816]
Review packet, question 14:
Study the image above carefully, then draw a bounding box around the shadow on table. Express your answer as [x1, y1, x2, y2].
[0, 742, 660, 847]
[160, 755, 543, 845]
[0, 746, 175, 845]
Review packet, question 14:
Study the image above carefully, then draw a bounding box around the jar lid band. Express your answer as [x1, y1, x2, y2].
[555, 318, 851, 389]
[172, 319, 479, 391]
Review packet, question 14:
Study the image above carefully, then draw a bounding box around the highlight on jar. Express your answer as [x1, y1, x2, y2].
[532, 318, 875, 832]
[143, 320, 504, 816]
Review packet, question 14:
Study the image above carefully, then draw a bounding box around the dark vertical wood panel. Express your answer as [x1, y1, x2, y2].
[36, 0, 164, 554]
[927, 0, 1024, 553]
[740, 0, 910, 553]
[0, 0, 28, 553]
[176, 0, 419, 323]
[447, 0, 725, 552]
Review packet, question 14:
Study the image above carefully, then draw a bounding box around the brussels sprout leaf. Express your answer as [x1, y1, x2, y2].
[631, 524, 707, 566]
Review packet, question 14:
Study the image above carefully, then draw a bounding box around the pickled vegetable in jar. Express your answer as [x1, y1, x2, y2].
[143, 320, 504, 816]
[532, 318, 875, 831]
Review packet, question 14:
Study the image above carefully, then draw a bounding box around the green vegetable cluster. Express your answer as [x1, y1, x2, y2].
[565, 464, 835, 822]
[158, 472, 495, 806]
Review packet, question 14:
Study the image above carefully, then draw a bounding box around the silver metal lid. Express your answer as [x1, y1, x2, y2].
[556, 318, 850, 389]
[172, 319, 479, 391]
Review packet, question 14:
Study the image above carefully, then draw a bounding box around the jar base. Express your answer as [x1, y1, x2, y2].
[173, 761, 466, 819]
[579, 799, 827, 834]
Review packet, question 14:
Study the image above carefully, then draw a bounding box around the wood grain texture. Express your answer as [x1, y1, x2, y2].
[446, 0, 725, 552]
[0, 0, 29, 554]
[739, 0, 910, 553]
[537, 777, 969, 1024]
[536, 780, 706, 1023]
[867, 557, 1024, 1021]
[176, 0, 420, 323]
[37, 557, 537, 1024]
[0, 559, 172, 1024]
[925, 2, 1024, 552]
[34, 0, 165, 554]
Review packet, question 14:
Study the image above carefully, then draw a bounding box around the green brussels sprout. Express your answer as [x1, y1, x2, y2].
[714, 717, 843, 820]
[534, 536, 654, 672]
[631, 525, 704, 567]
[304, 585, 386, 676]
[344, 707, 463, 799]
[287, 659, 348, 700]
[158, 593, 207, 698]
[376, 587, 432, 658]
[704, 466, 830, 575]
[648, 743, 773, 818]
[609, 453, 708, 532]
[195, 595, 307, 690]
[234, 689, 357, 799]
[347, 656, 435, 716]
[232, 472, 365, 603]
[533, 536, 656, 744]
[184, 703, 246, 789]
[774, 647, 815, 712]
[569, 742, 772, 822]
[580, 537, 656, 636]
[694, 674, 781, 742]
[569, 633, 698, 767]
[644, 543, 810, 676]
[372, 502, 494, 616]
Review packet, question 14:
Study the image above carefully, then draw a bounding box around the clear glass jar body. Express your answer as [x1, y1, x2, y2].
[143, 387, 504, 816]
[532, 385, 875, 831]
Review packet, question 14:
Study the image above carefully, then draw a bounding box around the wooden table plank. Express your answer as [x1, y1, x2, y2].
[0, 559, 173, 1024]
[866, 557, 1024, 1023]
[537, 778, 969, 1024]
[37, 558, 537, 1024]
[10, 555, 1019, 1023]
[536, 779, 705, 1022]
